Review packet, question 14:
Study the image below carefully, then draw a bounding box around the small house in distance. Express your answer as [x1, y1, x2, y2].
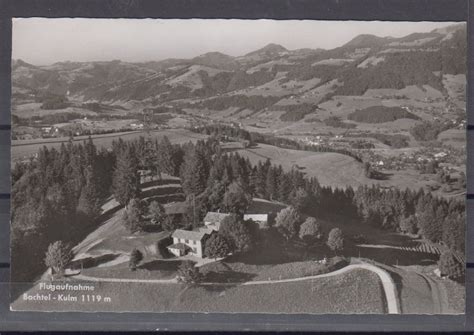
[203, 212, 232, 231]
[167, 229, 214, 258]
[244, 214, 269, 229]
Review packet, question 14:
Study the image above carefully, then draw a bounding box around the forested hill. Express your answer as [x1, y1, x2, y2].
[11, 135, 465, 283]
[11, 24, 466, 104]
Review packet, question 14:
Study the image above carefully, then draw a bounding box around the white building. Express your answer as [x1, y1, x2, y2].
[167, 229, 214, 258]
[244, 214, 269, 229]
[203, 212, 232, 231]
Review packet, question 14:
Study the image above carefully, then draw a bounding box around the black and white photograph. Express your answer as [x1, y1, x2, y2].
[10, 18, 466, 314]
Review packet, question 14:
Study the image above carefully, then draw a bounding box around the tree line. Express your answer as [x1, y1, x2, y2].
[191, 124, 363, 162]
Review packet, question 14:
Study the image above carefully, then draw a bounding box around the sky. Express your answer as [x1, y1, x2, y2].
[12, 18, 460, 65]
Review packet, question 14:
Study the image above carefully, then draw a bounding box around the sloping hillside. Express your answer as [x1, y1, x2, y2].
[11, 24, 466, 140]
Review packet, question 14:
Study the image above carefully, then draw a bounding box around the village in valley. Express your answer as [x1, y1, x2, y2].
[10, 20, 466, 314]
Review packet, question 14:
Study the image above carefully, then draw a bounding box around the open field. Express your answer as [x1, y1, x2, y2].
[11, 128, 208, 163]
[236, 143, 367, 188]
[12, 103, 100, 118]
[438, 128, 466, 149]
[12, 268, 385, 314]
[235, 143, 452, 193]
[201, 256, 348, 282]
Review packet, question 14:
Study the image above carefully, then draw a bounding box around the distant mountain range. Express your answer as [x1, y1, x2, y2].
[12, 23, 466, 107]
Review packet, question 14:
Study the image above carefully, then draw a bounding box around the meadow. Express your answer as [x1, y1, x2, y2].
[11, 269, 385, 314]
[235, 143, 367, 188]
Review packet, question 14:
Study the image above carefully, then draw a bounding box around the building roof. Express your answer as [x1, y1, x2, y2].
[204, 222, 221, 231]
[172, 229, 209, 241]
[167, 243, 189, 251]
[198, 227, 215, 235]
[244, 214, 268, 222]
[203, 212, 231, 223]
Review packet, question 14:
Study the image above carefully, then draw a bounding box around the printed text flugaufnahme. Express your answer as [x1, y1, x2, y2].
[39, 282, 95, 292]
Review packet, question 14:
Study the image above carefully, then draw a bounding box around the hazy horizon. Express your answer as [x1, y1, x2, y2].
[12, 18, 461, 66]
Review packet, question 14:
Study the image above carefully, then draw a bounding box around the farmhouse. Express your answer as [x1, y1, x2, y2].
[167, 229, 215, 258]
[244, 214, 269, 229]
[203, 212, 231, 231]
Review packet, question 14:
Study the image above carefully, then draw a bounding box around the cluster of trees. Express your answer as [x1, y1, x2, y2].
[11, 135, 182, 281]
[348, 132, 409, 148]
[18, 112, 87, 126]
[348, 106, 420, 123]
[204, 214, 258, 259]
[191, 124, 363, 162]
[197, 69, 277, 95]
[438, 250, 464, 279]
[350, 140, 375, 149]
[275, 206, 344, 253]
[190, 94, 280, 112]
[323, 116, 357, 129]
[36, 94, 70, 110]
[12, 138, 114, 282]
[418, 160, 439, 174]
[44, 240, 73, 276]
[193, 124, 252, 143]
[275, 103, 318, 122]
[177, 142, 319, 227]
[353, 185, 465, 253]
[410, 121, 449, 141]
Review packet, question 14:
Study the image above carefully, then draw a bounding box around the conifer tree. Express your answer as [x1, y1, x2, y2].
[265, 166, 277, 199]
[148, 200, 165, 225]
[76, 165, 102, 219]
[158, 135, 175, 176]
[113, 146, 140, 206]
[277, 174, 292, 202]
[290, 187, 311, 213]
[181, 147, 208, 196]
[123, 198, 145, 233]
[222, 182, 251, 215]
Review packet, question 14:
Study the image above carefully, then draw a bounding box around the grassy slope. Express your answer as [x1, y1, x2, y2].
[236, 143, 367, 188]
[441, 279, 465, 313]
[12, 269, 385, 314]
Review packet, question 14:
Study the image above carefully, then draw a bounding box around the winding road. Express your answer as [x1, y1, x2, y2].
[73, 262, 400, 314]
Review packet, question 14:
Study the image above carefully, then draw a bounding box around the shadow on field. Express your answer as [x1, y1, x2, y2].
[202, 270, 257, 293]
[204, 270, 256, 284]
[348, 245, 438, 266]
[70, 253, 122, 269]
[371, 171, 393, 180]
[139, 259, 184, 272]
[374, 233, 418, 247]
